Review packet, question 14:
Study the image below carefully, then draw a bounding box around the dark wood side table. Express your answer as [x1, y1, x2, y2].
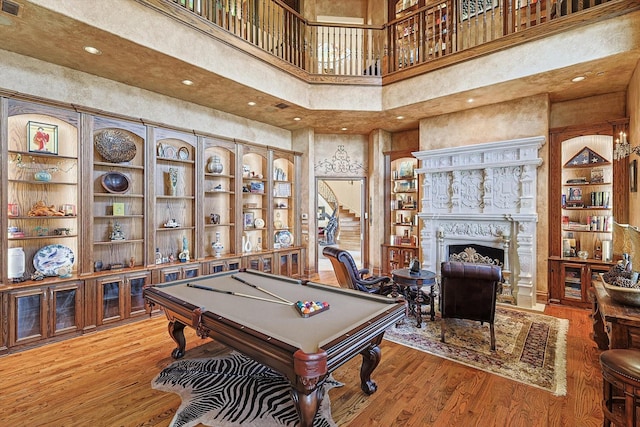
[391, 268, 436, 328]
[591, 279, 640, 350]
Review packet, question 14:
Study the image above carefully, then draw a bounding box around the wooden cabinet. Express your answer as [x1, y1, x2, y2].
[272, 150, 297, 250]
[561, 143, 613, 259]
[382, 150, 420, 275]
[203, 256, 242, 274]
[5, 99, 80, 281]
[7, 280, 83, 348]
[93, 270, 152, 325]
[548, 120, 629, 306]
[90, 117, 146, 273]
[0, 94, 304, 354]
[241, 145, 269, 253]
[245, 253, 274, 273]
[548, 257, 614, 308]
[276, 248, 304, 278]
[154, 262, 201, 283]
[203, 137, 238, 257]
[382, 244, 419, 273]
[151, 127, 197, 266]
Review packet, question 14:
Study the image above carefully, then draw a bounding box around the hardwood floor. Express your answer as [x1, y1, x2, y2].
[0, 272, 604, 426]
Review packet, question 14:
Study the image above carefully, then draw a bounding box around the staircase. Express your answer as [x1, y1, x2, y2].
[337, 206, 361, 250]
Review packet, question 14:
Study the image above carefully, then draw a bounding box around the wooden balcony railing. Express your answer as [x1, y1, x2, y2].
[171, 0, 615, 78]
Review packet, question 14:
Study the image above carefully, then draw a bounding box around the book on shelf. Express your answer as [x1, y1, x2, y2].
[566, 177, 587, 184]
[589, 191, 610, 208]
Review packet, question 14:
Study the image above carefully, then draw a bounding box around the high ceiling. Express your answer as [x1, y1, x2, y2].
[0, 1, 638, 134]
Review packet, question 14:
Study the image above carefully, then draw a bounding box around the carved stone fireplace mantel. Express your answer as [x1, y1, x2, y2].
[413, 137, 545, 309]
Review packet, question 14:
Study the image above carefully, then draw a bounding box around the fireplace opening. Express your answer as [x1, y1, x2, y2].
[448, 244, 504, 267]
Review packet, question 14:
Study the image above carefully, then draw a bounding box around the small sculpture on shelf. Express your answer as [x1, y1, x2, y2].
[164, 219, 180, 228]
[110, 220, 126, 241]
[178, 235, 190, 262]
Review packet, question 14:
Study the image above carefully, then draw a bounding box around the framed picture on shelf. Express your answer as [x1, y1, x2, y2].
[568, 187, 582, 201]
[27, 121, 58, 155]
[243, 212, 255, 228]
[590, 168, 604, 184]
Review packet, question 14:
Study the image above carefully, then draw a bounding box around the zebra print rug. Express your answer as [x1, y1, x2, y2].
[152, 351, 342, 427]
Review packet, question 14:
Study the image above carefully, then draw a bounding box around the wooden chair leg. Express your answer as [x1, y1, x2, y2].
[490, 323, 496, 351]
[440, 319, 446, 343]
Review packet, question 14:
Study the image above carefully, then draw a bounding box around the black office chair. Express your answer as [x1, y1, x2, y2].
[322, 246, 391, 294]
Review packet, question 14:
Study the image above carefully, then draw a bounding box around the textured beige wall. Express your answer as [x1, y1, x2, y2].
[419, 95, 550, 302]
[0, 50, 292, 148]
[391, 129, 419, 152]
[550, 92, 627, 129]
[314, 134, 369, 177]
[628, 61, 640, 227]
[305, 0, 368, 20]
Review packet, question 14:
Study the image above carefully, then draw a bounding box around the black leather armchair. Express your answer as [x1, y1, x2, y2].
[322, 247, 391, 294]
[440, 261, 502, 351]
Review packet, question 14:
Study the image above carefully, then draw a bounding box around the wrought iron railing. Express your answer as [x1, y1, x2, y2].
[171, 0, 615, 77]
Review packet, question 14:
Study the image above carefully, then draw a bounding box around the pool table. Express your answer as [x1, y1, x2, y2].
[143, 269, 405, 427]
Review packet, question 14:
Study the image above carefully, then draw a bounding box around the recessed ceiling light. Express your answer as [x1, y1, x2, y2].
[293, 117, 301, 121]
[467, 98, 474, 103]
[247, 101, 256, 106]
[83, 46, 102, 55]
[396, 116, 404, 120]
[571, 76, 586, 82]
[181, 79, 194, 86]
[341, 127, 348, 131]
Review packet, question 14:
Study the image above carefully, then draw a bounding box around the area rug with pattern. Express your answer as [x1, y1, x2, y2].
[152, 351, 343, 427]
[384, 306, 568, 396]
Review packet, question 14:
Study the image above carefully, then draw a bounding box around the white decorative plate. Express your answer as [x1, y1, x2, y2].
[178, 146, 189, 160]
[254, 218, 265, 229]
[33, 244, 75, 276]
[163, 145, 177, 159]
[275, 230, 293, 247]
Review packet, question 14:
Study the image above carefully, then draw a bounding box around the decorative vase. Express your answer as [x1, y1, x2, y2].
[212, 232, 224, 257]
[34, 170, 52, 182]
[207, 155, 223, 174]
[167, 168, 178, 196]
[242, 235, 252, 253]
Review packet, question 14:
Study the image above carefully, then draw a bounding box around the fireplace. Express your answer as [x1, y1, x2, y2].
[413, 137, 545, 309]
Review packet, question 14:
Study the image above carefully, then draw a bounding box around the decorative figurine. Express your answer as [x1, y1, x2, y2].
[110, 220, 126, 241]
[178, 235, 190, 262]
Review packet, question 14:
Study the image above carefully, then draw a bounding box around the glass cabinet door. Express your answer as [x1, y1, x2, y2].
[126, 272, 151, 317]
[562, 264, 583, 301]
[97, 277, 124, 324]
[290, 252, 300, 276]
[51, 282, 82, 335]
[10, 288, 47, 345]
[279, 253, 290, 277]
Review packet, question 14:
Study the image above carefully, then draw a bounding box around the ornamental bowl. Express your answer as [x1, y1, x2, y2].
[101, 172, 131, 194]
[603, 281, 640, 307]
[94, 129, 137, 163]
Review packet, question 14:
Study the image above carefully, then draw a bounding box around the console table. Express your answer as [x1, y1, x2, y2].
[591, 279, 640, 350]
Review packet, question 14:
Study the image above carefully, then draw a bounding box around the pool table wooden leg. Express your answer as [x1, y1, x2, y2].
[359, 338, 382, 395]
[167, 320, 187, 359]
[291, 386, 324, 427]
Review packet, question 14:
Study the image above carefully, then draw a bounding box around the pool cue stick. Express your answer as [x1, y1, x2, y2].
[231, 274, 294, 305]
[186, 283, 291, 305]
